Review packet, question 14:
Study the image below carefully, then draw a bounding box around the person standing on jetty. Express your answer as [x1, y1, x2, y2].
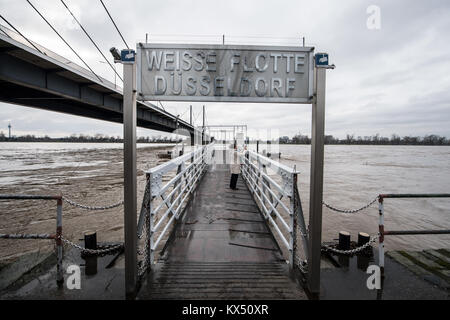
[230, 144, 242, 190]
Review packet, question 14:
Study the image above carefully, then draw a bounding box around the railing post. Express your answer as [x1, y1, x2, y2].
[56, 197, 63, 287]
[289, 173, 297, 270]
[378, 197, 385, 276]
[146, 173, 152, 271]
[148, 173, 154, 268]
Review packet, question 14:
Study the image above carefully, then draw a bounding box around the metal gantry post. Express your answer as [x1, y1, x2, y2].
[123, 58, 137, 299]
[56, 197, 63, 287]
[307, 66, 327, 296]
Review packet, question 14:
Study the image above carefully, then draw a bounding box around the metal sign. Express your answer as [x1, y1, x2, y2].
[137, 44, 314, 103]
[315, 53, 329, 66]
[121, 49, 136, 64]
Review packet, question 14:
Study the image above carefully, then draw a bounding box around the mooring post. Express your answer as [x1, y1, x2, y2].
[338, 231, 350, 250]
[56, 197, 63, 287]
[84, 231, 97, 250]
[307, 62, 327, 296]
[123, 54, 137, 299]
[358, 232, 370, 247]
[84, 231, 98, 276]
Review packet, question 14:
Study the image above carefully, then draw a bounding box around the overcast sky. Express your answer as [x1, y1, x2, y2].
[1, 0, 449, 139]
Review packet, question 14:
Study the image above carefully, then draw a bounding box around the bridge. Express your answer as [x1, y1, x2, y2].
[0, 25, 194, 135]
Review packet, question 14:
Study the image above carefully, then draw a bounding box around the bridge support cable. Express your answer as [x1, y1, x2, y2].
[26, 0, 103, 83]
[59, 0, 123, 82]
[0, 26, 11, 38]
[99, 0, 130, 49]
[0, 15, 43, 54]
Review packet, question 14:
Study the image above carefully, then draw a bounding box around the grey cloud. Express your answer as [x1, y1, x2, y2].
[0, 0, 449, 139]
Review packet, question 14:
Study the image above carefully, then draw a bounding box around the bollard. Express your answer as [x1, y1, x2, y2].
[358, 232, 370, 246]
[84, 231, 97, 250]
[84, 231, 97, 276]
[338, 231, 350, 250]
[358, 231, 372, 257]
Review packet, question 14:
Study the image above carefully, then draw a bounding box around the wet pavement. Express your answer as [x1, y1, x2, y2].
[320, 249, 449, 300]
[0, 245, 125, 300]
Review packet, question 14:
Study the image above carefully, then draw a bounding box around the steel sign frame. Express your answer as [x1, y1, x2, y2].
[136, 43, 314, 104]
[127, 42, 333, 298]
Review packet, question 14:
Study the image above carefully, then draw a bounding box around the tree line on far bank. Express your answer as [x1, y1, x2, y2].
[0, 132, 182, 144]
[277, 133, 450, 145]
[2, 131, 449, 146]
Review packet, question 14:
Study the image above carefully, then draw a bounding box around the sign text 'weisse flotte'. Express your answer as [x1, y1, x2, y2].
[137, 44, 314, 103]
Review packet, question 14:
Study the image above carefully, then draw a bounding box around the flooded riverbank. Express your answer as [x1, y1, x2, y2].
[0, 142, 174, 261]
[0, 142, 449, 261]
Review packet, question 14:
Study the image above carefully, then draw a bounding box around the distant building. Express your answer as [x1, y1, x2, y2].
[8, 123, 11, 139]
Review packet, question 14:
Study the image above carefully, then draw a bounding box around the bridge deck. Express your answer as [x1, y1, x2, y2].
[138, 162, 306, 299]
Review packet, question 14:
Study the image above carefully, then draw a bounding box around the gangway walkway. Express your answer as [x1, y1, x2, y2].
[138, 150, 307, 299]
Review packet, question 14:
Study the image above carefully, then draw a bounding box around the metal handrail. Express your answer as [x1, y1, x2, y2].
[377, 193, 450, 274]
[0, 194, 64, 286]
[246, 150, 299, 176]
[138, 143, 214, 273]
[240, 151, 308, 269]
[245, 159, 291, 198]
[241, 165, 291, 233]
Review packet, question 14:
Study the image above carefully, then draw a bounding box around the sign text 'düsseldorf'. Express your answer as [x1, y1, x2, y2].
[137, 44, 314, 104]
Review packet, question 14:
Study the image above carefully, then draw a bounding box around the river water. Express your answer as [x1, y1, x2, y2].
[0, 142, 449, 260]
[276, 144, 450, 251]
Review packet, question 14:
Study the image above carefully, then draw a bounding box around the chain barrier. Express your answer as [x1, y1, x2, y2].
[295, 254, 308, 274]
[322, 196, 379, 214]
[138, 210, 150, 277]
[62, 196, 124, 211]
[321, 235, 379, 255]
[0, 233, 54, 239]
[60, 236, 123, 255]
